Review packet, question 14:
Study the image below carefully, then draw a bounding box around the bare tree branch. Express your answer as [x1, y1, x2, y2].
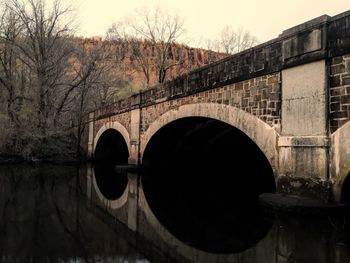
[5, 0, 74, 134]
[218, 26, 258, 54]
[128, 7, 185, 85]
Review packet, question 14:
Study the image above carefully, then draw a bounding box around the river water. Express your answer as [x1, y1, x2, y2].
[0, 164, 149, 263]
[0, 164, 350, 263]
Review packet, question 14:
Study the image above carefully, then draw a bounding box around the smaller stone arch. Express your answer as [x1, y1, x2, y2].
[141, 103, 279, 170]
[93, 121, 131, 154]
[92, 120, 131, 206]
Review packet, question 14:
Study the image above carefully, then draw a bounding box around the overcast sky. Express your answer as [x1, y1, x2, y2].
[64, 0, 349, 46]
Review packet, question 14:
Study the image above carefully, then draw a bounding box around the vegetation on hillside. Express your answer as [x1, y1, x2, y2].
[0, 0, 258, 163]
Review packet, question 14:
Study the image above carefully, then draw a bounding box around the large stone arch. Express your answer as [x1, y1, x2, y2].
[331, 120, 350, 202]
[93, 120, 131, 154]
[140, 103, 279, 170]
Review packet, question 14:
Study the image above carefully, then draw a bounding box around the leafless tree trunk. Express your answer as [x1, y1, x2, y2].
[0, 0, 132, 159]
[61, 38, 118, 157]
[7, 0, 74, 135]
[129, 7, 185, 85]
[0, 5, 24, 128]
[130, 39, 152, 87]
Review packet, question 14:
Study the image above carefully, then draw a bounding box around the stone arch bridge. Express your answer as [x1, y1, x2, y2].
[84, 11, 350, 261]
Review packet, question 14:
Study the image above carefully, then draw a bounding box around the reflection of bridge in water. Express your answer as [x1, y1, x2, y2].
[85, 11, 350, 262]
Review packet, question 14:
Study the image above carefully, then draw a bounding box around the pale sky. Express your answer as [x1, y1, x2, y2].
[62, 0, 349, 46]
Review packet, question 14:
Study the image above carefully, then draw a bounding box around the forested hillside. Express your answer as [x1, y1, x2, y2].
[0, 34, 224, 163]
[0, 0, 257, 163]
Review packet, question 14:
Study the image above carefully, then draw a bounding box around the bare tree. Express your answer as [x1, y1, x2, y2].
[106, 22, 153, 88]
[6, 0, 74, 135]
[0, 0, 129, 159]
[63, 38, 122, 157]
[193, 36, 220, 53]
[0, 4, 26, 128]
[129, 7, 185, 85]
[105, 22, 127, 42]
[218, 26, 258, 54]
[130, 39, 153, 87]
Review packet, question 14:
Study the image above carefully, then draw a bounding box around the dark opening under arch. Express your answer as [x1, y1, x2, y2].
[141, 117, 276, 253]
[94, 129, 129, 200]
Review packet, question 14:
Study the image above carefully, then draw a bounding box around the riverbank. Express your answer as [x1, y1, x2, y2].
[0, 133, 82, 165]
[0, 153, 81, 165]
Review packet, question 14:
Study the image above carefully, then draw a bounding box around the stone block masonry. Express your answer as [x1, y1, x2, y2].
[330, 53, 350, 133]
[140, 73, 281, 133]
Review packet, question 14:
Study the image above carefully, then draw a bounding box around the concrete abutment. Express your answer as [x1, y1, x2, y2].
[278, 60, 330, 200]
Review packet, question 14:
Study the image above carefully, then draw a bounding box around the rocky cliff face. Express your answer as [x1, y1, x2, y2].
[80, 37, 227, 88]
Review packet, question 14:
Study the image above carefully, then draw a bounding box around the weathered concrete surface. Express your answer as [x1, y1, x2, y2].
[129, 109, 140, 164]
[279, 60, 329, 200]
[281, 60, 327, 136]
[277, 175, 331, 201]
[282, 28, 322, 60]
[331, 121, 350, 202]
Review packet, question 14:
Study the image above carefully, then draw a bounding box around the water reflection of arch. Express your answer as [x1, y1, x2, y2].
[138, 186, 274, 262]
[90, 165, 129, 210]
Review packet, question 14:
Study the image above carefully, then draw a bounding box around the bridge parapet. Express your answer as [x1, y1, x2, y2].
[92, 11, 350, 131]
[329, 11, 350, 57]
